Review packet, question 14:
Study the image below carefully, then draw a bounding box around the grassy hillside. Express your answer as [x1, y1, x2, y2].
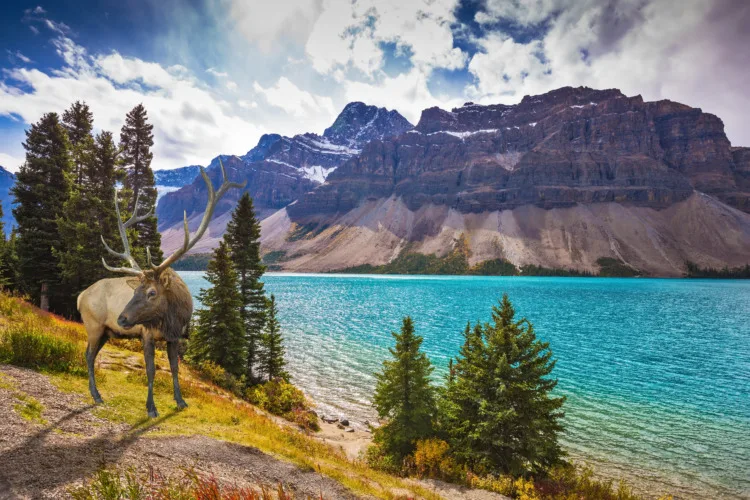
[0, 292, 441, 499]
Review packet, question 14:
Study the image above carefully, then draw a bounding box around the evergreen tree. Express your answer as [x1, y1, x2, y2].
[439, 295, 565, 476]
[187, 241, 246, 377]
[57, 104, 120, 316]
[0, 202, 8, 289]
[119, 104, 162, 264]
[12, 112, 73, 310]
[0, 229, 19, 291]
[372, 317, 436, 462]
[62, 101, 95, 186]
[257, 295, 288, 381]
[224, 192, 266, 383]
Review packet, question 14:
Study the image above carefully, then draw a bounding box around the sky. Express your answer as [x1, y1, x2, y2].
[0, 0, 748, 171]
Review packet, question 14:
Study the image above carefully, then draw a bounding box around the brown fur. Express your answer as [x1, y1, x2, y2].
[77, 268, 193, 416]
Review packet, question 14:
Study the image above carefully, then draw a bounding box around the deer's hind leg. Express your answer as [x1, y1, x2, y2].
[85, 328, 109, 404]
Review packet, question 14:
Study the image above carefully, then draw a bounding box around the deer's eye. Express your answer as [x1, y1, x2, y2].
[147, 290, 157, 298]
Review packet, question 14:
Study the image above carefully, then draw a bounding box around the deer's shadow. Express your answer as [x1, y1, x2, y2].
[0, 404, 177, 498]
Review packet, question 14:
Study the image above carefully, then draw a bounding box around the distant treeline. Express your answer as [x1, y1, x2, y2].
[685, 260, 750, 278]
[172, 253, 212, 271]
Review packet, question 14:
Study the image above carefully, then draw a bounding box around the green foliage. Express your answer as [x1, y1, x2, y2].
[187, 241, 246, 377]
[685, 260, 750, 278]
[372, 317, 437, 463]
[0, 224, 19, 291]
[257, 295, 288, 382]
[245, 379, 319, 431]
[0, 324, 86, 374]
[596, 257, 640, 277]
[286, 222, 329, 242]
[520, 264, 594, 277]
[119, 104, 162, 264]
[262, 250, 288, 271]
[56, 103, 120, 317]
[189, 359, 244, 395]
[471, 258, 519, 276]
[439, 294, 565, 476]
[224, 192, 267, 383]
[171, 253, 211, 271]
[12, 112, 73, 310]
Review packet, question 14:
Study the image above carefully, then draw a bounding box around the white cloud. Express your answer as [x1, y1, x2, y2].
[226, 80, 238, 91]
[465, 0, 750, 146]
[206, 67, 228, 78]
[0, 152, 24, 172]
[229, 0, 323, 52]
[343, 68, 461, 125]
[14, 51, 33, 64]
[305, 0, 466, 78]
[0, 35, 263, 170]
[253, 77, 336, 122]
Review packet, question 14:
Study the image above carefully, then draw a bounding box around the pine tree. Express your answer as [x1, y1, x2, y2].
[0, 229, 19, 291]
[57, 103, 120, 316]
[372, 317, 436, 462]
[119, 104, 162, 264]
[12, 112, 73, 310]
[62, 101, 95, 186]
[0, 202, 8, 289]
[257, 295, 288, 382]
[439, 294, 565, 476]
[187, 241, 246, 377]
[224, 192, 266, 383]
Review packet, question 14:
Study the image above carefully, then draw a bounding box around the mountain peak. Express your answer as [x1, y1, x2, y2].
[323, 102, 413, 148]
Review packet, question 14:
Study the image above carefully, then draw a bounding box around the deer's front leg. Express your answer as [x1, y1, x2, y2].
[167, 341, 187, 409]
[143, 336, 158, 418]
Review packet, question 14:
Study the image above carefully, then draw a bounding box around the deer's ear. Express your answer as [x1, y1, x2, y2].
[159, 271, 171, 289]
[125, 278, 140, 290]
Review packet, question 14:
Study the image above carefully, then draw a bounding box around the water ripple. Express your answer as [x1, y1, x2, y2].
[181, 273, 750, 500]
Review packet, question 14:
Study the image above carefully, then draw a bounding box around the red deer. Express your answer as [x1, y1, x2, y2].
[77, 160, 244, 417]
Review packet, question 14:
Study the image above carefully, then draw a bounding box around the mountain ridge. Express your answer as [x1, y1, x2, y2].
[250, 86, 750, 276]
[156, 103, 414, 242]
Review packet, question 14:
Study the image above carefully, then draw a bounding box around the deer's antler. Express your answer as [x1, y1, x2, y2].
[152, 158, 245, 274]
[101, 190, 152, 277]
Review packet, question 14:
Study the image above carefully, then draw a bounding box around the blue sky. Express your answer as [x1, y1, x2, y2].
[1, 0, 748, 171]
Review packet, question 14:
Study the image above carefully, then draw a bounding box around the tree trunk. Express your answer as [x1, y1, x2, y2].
[40, 283, 49, 312]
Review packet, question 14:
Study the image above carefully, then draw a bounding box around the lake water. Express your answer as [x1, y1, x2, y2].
[179, 272, 750, 499]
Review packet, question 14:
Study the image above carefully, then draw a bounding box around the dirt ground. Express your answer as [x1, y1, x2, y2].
[0, 365, 359, 500]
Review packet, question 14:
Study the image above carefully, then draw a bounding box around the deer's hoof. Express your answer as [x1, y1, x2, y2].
[93, 395, 103, 404]
[147, 408, 159, 418]
[176, 399, 188, 410]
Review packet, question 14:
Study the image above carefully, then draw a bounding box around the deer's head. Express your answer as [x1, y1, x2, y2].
[102, 159, 244, 336]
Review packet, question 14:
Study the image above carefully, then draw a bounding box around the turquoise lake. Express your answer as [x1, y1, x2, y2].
[178, 272, 750, 499]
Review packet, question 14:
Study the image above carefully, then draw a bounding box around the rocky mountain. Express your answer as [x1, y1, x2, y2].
[0, 166, 16, 236]
[259, 87, 750, 276]
[157, 103, 413, 254]
[154, 165, 201, 201]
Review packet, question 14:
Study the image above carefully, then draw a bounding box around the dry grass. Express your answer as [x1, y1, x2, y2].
[0, 292, 441, 499]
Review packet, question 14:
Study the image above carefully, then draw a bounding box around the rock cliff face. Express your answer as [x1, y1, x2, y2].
[157, 103, 412, 252]
[288, 87, 749, 221]
[260, 87, 750, 276]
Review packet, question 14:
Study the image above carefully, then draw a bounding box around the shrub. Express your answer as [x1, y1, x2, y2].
[409, 439, 461, 480]
[190, 360, 243, 395]
[0, 324, 86, 375]
[245, 380, 319, 431]
[364, 444, 404, 476]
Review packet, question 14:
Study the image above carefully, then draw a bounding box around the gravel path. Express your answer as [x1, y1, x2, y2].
[0, 365, 360, 500]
